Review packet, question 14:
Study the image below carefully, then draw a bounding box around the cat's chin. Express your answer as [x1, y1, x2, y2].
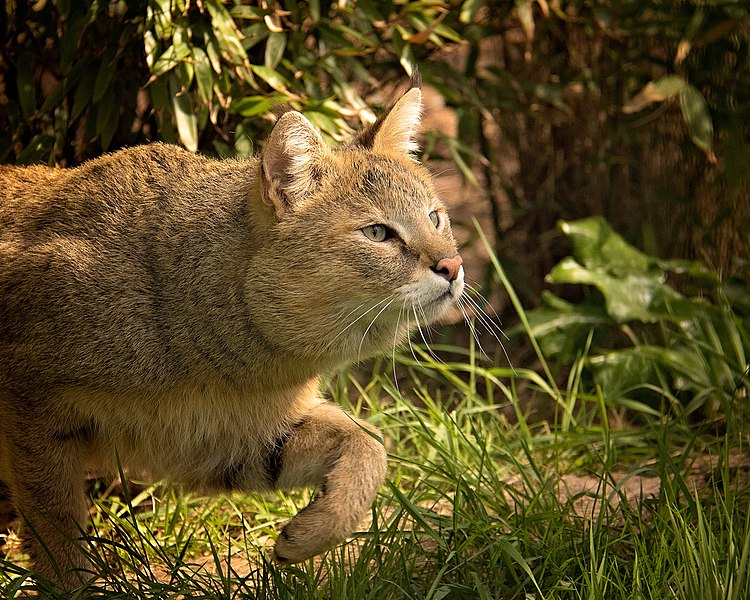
[420, 293, 460, 324]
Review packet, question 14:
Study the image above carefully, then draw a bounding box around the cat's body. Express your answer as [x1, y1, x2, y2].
[0, 87, 464, 587]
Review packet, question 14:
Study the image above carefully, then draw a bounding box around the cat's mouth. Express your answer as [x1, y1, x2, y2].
[413, 279, 465, 322]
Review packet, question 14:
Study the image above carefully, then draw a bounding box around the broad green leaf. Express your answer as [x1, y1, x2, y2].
[547, 258, 658, 323]
[304, 110, 349, 142]
[149, 79, 176, 143]
[329, 23, 378, 48]
[143, 30, 158, 70]
[264, 32, 286, 70]
[170, 77, 198, 152]
[524, 293, 612, 360]
[680, 85, 715, 159]
[16, 52, 36, 119]
[176, 61, 194, 91]
[61, 56, 94, 92]
[622, 75, 687, 114]
[558, 217, 652, 275]
[205, 0, 248, 61]
[433, 23, 463, 43]
[213, 139, 232, 158]
[400, 41, 416, 76]
[589, 345, 709, 401]
[150, 0, 174, 39]
[357, 0, 383, 23]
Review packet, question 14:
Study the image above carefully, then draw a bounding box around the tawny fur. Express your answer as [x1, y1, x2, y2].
[0, 87, 464, 588]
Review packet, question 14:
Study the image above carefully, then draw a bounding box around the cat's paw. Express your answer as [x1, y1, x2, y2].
[272, 502, 354, 564]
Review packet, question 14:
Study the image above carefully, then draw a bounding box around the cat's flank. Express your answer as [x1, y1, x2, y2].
[0, 86, 464, 588]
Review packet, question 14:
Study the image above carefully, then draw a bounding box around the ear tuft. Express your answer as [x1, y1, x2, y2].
[355, 87, 423, 158]
[262, 112, 326, 215]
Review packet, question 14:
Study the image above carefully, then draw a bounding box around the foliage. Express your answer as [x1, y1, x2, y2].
[2, 0, 747, 279]
[434, 0, 750, 286]
[524, 216, 750, 420]
[0, 0, 466, 165]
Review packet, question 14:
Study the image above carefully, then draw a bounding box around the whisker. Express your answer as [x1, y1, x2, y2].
[391, 302, 408, 393]
[457, 299, 489, 358]
[323, 295, 395, 353]
[459, 291, 515, 371]
[464, 284, 508, 340]
[412, 303, 444, 364]
[357, 296, 398, 361]
[405, 303, 419, 364]
[462, 294, 506, 344]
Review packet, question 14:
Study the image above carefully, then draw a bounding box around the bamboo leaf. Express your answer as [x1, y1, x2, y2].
[264, 32, 286, 70]
[205, 0, 248, 62]
[192, 48, 214, 103]
[93, 48, 116, 103]
[680, 85, 715, 161]
[622, 75, 687, 114]
[16, 133, 55, 165]
[251, 65, 290, 92]
[149, 79, 177, 143]
[60, 14, 84, 74]
[230, 94, 282, 117]
[16, 52, 36, 119]
[150, 43, 191, 79]
[71, 69, 96, 121]
[170, 77, 198, 152]
[460, 0, 485, 23]
[96, 87, 118, 149]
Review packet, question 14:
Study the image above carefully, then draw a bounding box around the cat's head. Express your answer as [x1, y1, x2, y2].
[251, 86, 464, 363]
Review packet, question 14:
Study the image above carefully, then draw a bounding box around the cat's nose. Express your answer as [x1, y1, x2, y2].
[432, 255, 464, 282]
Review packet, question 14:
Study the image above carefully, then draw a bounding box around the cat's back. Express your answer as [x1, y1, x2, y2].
[0, 144, 259, 389]
[1, 144, 228, 231]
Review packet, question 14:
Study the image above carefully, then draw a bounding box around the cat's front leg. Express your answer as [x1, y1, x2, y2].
[266, 401, 387, 563]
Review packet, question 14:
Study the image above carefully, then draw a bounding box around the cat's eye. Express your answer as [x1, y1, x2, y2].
[362, 224, 390, 242]
[429, 210, 440, 228]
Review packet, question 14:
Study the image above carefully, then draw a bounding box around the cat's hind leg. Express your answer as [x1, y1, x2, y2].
[267, 401, 387, 563]
[2, 406, 95, 590]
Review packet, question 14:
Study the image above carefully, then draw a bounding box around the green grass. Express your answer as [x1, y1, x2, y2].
[2, 261, 748, 598]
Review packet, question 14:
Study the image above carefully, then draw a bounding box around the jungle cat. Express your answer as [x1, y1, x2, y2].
[0, 86, 465, 588]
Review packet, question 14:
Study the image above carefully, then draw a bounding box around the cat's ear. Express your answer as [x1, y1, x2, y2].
[261, 111, 326, 215]
[355, 87, 423, 157]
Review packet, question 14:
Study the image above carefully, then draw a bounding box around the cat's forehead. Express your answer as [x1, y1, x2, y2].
[342, 153, 437, 209]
